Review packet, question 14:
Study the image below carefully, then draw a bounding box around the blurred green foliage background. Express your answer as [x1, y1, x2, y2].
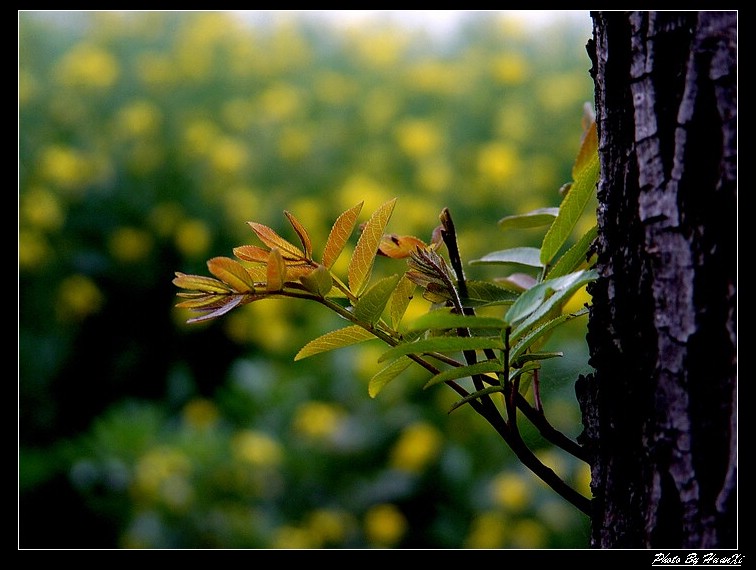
[19, 10, 596, 549]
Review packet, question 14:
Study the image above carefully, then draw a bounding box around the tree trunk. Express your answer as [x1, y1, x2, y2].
[577, 11, 737, 548]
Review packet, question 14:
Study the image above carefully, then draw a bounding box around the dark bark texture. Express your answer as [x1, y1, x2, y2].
[577, 11, 737, 548]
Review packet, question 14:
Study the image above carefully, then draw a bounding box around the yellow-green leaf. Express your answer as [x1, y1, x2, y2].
[424, 360, 502, 389]
[388, 274, 416, 329]
[353, 274, 400, 324]
[248, 221, 305, 261]
[207, 257, 255, 293]
[173, 272, 233, 294]
[540, 119, 599, 266]
[294, 325, 377, 361]
[322, 202, 363, 269]
[348, 198, 397, 295]
[368, 356, 413, 398]
[266, 247, 286, 292]
[284, 210, 313, 259]
[299, 264, 333, 297]
[378, 336, 503, 363]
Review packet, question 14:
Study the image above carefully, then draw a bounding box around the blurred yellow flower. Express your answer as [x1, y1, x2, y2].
[292, 402, 345, 441]
[133, 447, 193, 510]
[305, 509, 354, 546]
[416, 158, 452, 194]
[108, 226, 154, 263]
[536, 73, 592, 113]
[18, 230, 52, 271]
[221, 97, 257, 132]
[271, 525, 316, 549]
[182, 119, 221, 159]
[115, 100, 163, 140]
[464, 511, 508, 549]
[314, 71, 359, 106]
[394, 119, 443, 160]
[389, 421, 442, 474]
[231, 429, 283, 468]
[491, 53, 527, 85]
[174, 218, 212, 258]
[338, 174, 391, 215]
[363, 503, 407, 547]
[405, 61, 462, 95]
[477, 141, 520, 186]
[277, 127, 314, 162]
[135, 52, 180, 88]
[258, 83, 303, 122]
[148, 202, 184, 238]
[18, 68, 38, 106]
[348, 28, 408, 69]
[182, 397, 220, 430]
[209, 136, 249, 176]
[510, 518, 547, 548]
[491, 471, 532, 512]
[20, 186, 64, 232]
[224, 302, 295, 353]
[56, 274, 104, 322]
[37, 145, 92, 192]
[55, 43, 120, 90]
[222, 185, 261, 229]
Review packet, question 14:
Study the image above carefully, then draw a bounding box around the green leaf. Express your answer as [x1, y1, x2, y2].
[322, 202, 363, 269]
[388, 274, 416, 329]
[424, 360, 502, 389]
[353, 274, 401, 324]
[294, 325, 377, 361]
[407, 311, 506, 332]
[470, 247, 543, 268]
[505, 271, 592, 326]
[448, 385, 506, 413]
[509, 307, 589, 362]
[348, 198, 397, 295]
[512, 351, 563, 368]
[378, 336, 503, 363]
[510, 270, 597, 342]
[498, 207, 559, 231]
[546, 225, 597, 279]
[368, 356, 413, 398]
[540, 121, 599, 266]
[299, 264, 334, 297]
[460, 281, 520, 307]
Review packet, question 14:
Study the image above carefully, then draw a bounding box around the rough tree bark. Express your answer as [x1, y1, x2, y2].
[577, 12, 737, 548]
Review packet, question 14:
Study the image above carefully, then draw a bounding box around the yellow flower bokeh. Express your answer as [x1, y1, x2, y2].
[363, 503, 407, 547]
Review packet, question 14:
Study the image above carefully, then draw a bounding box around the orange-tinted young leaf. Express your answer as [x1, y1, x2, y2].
[348, 198, 397, 295]
[322, 201, 363, 269]
[234, 245, 271, 263]
[245, 264, 268, 283]
[248, 222, 305, 261]
[266, 247, 286, 292]
[284, 210, 313, 259]
[377, 234, 428, 259]
[173, 272, 234, 294]
[207, 257, 255, 293]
